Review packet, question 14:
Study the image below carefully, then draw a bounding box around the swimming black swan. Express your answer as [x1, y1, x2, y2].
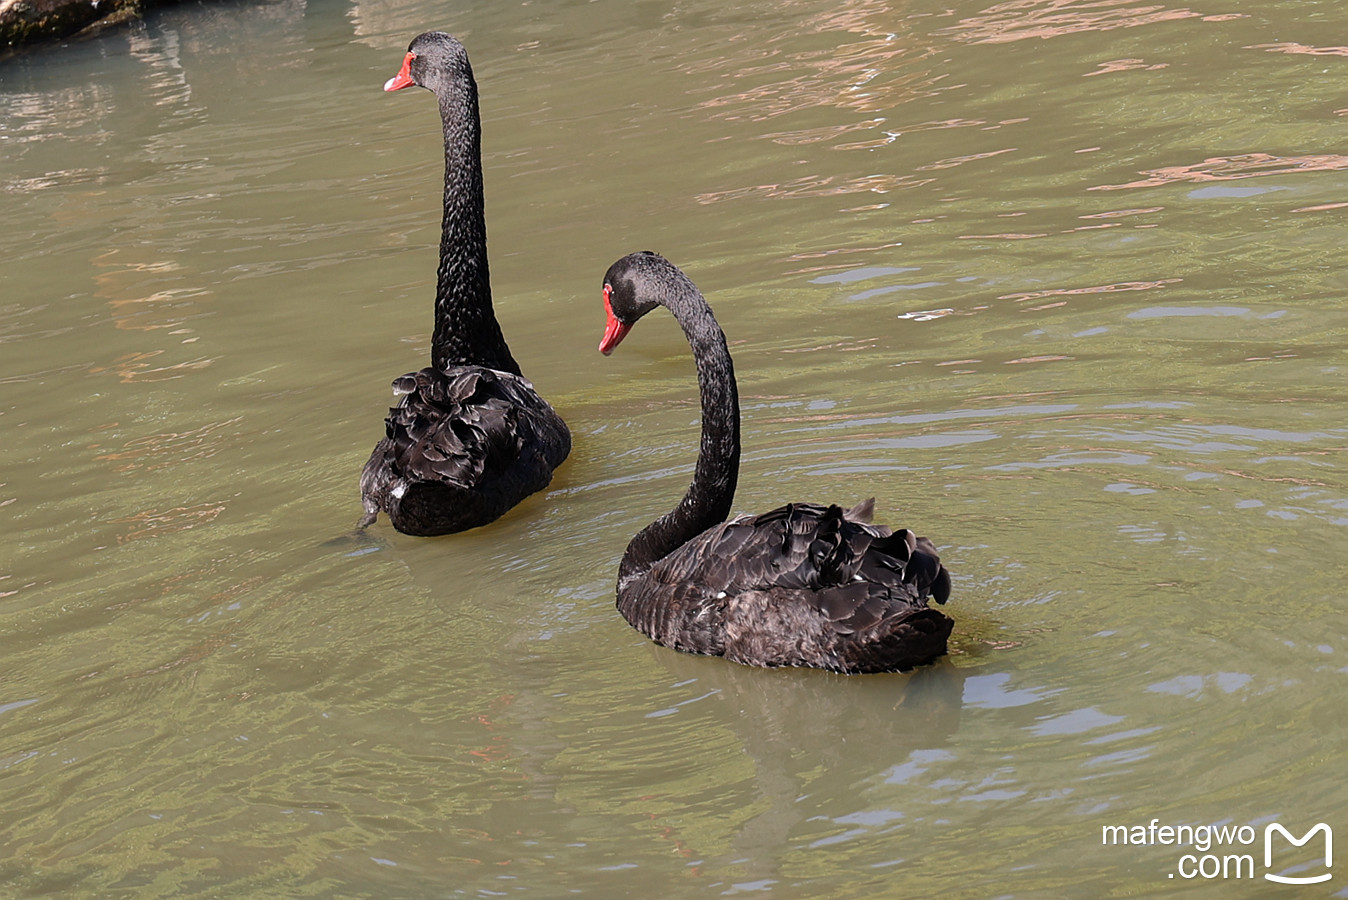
[598, 251, 953, 673]
[359, 32, 570, 535]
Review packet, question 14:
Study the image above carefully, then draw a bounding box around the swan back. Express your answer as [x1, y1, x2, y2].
[619, 500, 952, 673]
[361, 366, 570, 535]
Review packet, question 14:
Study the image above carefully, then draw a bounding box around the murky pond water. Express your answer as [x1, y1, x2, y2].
[3, 0, 1346, 896]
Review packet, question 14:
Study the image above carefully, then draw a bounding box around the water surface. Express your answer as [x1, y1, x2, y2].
[2, 0, 1346, 896]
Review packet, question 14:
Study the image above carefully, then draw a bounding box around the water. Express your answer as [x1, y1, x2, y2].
[2, 0, 1346, 895]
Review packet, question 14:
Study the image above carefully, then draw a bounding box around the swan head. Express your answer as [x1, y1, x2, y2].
[598, 251, 668, 354]
[384, 31, 472, 94]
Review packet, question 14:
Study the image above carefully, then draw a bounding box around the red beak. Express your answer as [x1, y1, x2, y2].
[384, 52, 415, 92]
[598, 285, 631, 355]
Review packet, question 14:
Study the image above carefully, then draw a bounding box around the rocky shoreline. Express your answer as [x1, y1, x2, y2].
[1, 0, 156, 50]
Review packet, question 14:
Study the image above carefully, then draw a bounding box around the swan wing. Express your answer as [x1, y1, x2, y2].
[653, 501, 947, 601]
[626, 501, 952, 672]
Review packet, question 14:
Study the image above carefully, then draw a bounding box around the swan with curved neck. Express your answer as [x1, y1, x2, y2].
[359, 32, 570, 536]
[599, 251, 952, 673]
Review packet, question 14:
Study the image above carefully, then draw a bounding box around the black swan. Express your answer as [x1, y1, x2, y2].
[359, 32, 570, 535]
[598, 251, 953, 673]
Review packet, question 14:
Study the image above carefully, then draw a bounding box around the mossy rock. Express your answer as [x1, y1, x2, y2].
[1, 0, 143, 48]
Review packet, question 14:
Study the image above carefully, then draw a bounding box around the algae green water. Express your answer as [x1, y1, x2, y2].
[2, 0, 1346, 896]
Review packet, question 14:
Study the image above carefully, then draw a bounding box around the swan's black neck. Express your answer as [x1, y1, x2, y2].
[430, 67, 521, 376]
[619, 276, 740, 582]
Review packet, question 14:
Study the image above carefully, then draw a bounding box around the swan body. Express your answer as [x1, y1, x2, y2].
[360, 32, 569, 535]
[360, 366, 569, 536]
[599, 251, 952, 673]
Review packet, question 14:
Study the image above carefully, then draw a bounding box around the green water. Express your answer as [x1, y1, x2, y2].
[2, 0, 1345, 896]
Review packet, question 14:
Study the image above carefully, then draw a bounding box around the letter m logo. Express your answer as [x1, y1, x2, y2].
[1264, 823, 1332, 885]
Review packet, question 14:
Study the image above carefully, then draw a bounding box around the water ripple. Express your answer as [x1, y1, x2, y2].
[1092, 153, 1348, 191]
